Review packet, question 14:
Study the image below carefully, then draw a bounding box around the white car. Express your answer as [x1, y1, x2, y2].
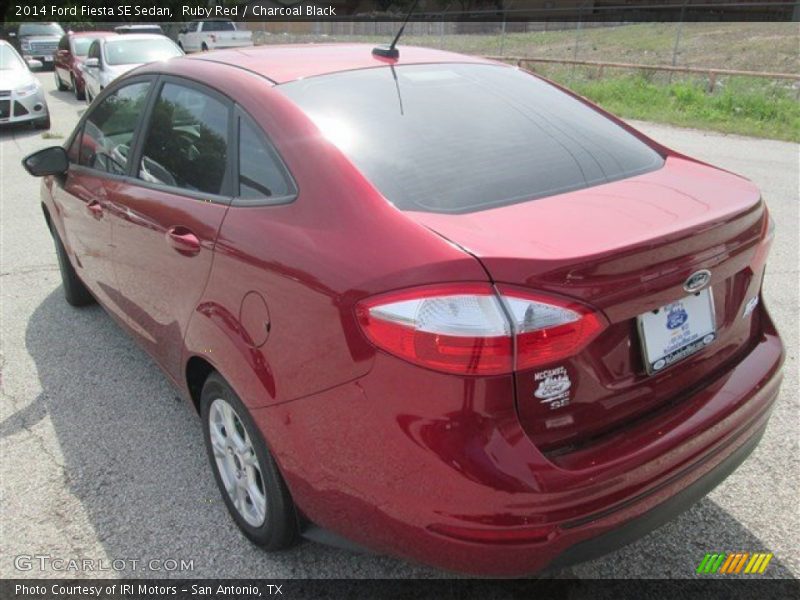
[177, 20, 253, 53]
[81, 34, 183, 104]
[0, 40, 50, 129]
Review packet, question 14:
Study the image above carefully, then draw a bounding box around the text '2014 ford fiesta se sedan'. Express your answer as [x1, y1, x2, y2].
[23, 44, 783, 576]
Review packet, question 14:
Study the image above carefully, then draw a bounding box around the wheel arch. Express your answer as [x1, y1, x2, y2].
[185, 355, 215, 414]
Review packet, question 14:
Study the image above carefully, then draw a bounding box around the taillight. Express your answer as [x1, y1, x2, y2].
[499, 285, 606, 371]
[356, 283, 605, 376]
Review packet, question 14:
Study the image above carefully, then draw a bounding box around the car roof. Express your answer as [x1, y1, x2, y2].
[187, 43, 499, 85]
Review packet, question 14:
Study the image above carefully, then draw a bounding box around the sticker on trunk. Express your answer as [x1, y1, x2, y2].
[534, 366, 572, 409]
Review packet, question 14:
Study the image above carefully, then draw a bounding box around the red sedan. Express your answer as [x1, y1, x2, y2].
[23, 44, 783, 576]
[53, 30, 117, 100]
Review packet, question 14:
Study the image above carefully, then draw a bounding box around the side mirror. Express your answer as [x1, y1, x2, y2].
[84, 57, 99, 68]
[26, 58, 43, 70]
[22, 147, 68, 177]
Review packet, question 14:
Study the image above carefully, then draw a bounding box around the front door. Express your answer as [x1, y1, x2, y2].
[108, 78, 232, 380]
[53, 79, 153, 310]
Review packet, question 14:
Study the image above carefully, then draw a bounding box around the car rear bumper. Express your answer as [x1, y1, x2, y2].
[254, 305, 783, 576]
[549, 417, 767, 570]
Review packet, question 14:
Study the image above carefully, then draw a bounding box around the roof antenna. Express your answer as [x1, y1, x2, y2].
[372, 0, 421, 59]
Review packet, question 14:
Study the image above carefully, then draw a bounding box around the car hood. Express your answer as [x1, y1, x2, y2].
[0, 69, 36, 91]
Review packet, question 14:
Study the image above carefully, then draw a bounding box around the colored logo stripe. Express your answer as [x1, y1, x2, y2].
[697, 553, 773, 574]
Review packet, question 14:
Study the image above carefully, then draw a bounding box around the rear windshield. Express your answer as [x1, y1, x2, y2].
[279, 64, 664, 214]
[203, 21, 236, 32]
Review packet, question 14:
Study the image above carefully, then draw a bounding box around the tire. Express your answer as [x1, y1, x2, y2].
[54, 70, 68, 91]
[201, 42, 209, 52]
[33, 114, 51, 130]
[51, 225, 95, 307]
[72, 75, 85, 100]
[201, 372, 298, 550]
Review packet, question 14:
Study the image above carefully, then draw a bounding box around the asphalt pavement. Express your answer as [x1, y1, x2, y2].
[0, 71, 797, 580]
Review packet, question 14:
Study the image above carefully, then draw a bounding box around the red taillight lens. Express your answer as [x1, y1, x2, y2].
[356, 284, 513, 375]
[498, 285, 606, 371]
[356, 284, 605, 376]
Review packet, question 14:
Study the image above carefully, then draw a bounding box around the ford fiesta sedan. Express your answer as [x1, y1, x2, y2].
[23, 45, 784, 576]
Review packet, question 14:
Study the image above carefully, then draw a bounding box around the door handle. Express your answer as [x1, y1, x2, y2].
[86, 200, 103, 219]
[166, 226, 201, 256]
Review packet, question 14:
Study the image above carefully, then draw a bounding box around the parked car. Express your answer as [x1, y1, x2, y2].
[177, 19, 252, 52]
[0, 40, 49, 128]
[6, 22, 64, 70]
[22, 45, 783, 576]
[54, 31, 118, 100]
[81, 34, 183, 104]
[114, 24, 164, 35]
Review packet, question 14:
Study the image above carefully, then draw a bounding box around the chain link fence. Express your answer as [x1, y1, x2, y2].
[242, 3, 799, 97]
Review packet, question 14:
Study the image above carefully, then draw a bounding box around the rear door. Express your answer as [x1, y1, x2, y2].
[107, 77, 232, 380]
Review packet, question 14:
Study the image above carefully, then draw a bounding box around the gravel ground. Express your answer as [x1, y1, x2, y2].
[0, 71, 797, 580]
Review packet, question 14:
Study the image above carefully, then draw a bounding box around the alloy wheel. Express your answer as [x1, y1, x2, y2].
[208, 398, 267, 527]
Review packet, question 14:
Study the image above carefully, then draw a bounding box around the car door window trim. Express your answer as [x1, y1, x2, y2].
[231, 106, 298, 208]
[68, 75, 157, 179]
[127, 75, 236, 206]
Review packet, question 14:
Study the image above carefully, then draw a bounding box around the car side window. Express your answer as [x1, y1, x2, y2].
[88, 41, 100, 60]
[58, 35, 68, 51]
[78, 81, 151, 175]
[238, 116, 294, 202]
[138, 82, 230, 196]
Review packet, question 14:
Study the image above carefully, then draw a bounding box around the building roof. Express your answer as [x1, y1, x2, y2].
[187, 43, 497, 84]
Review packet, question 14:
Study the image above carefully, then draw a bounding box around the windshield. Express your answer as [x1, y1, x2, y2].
[280, 64, 664, 214]
[72, 38, 93, 56]
[0, 45, 27, 70]
[18, 23, 64, 37]
[105, 38, 181, 66]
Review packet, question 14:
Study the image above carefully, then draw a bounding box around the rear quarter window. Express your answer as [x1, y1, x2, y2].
[279, 64, 664, 214]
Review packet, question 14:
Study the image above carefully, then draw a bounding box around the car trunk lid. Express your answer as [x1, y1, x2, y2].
[408, 156, 768, 454]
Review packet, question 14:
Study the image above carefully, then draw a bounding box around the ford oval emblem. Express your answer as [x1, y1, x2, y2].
[684, 269, 711, 293]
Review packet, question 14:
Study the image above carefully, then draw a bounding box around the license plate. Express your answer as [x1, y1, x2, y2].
[637, 288, 716, 374]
